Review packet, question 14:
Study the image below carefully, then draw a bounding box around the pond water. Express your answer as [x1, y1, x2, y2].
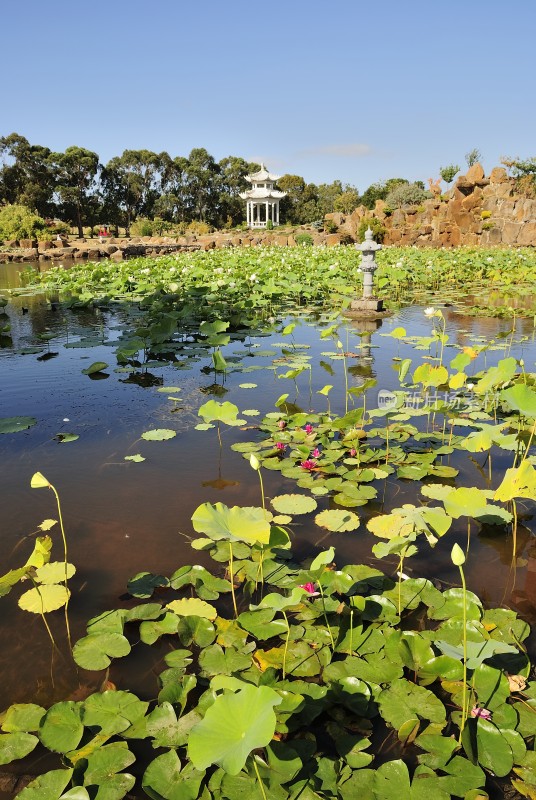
[1, 261, 536, 721]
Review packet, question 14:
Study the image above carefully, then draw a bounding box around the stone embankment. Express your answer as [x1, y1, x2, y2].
[327, 163, 536, 248]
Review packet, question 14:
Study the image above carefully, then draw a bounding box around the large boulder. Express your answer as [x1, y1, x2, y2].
[489, 166, 508, 184]
[517, 223, 536, 246]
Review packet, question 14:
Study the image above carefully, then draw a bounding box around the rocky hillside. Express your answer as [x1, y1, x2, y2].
[328, 163, 536, 247]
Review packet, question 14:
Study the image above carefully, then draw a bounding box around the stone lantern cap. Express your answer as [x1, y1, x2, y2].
[356, 227, 382, 254]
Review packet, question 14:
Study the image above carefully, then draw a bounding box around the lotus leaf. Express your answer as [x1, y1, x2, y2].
[188, 684, 281, 775]
[143, 749, 204, 800]
[141, 428, 177, 441]
[191, 502, 270, 545]
[271, 494, 318, 515]
[73, 632, 131, 670]
[494, 460, 536, 502]
[0, 732, 38, 765]
[378, 678, 446, 731]
[315, 509, 359, 532]
[16, 769, 74, 800]
[39, 702, 83, 754]
[1, 703, 46, 733]
[198, 643, 252, 676]
[35, 562, 76, 585]
[18, 584, 70, 614]
[0, 416, 37, 434]
[81, 362, 108, 375]
[124, 454, 145, 462]
[83, 691, 149, 736]
[166, 598, 217, 620]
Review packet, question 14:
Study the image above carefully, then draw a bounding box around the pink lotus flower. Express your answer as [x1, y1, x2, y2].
[277, 420, 286, 429]
[470, 706, 492, 720]
[300, 459, 317, 471]
[275, 442, 286, 451]
[304, 424, 314, 434]
[299, 582, 320, 596]
[311, 448, 321, 458]
[349, 448, 357, 457]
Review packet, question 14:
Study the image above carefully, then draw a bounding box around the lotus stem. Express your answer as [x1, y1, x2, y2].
[49, 483, 72, 651]
[252, 755, 268, 800]
[228, 542, 238, 617]
[282, 610, 290, 679]
[349, 609, 354, 653]
[458, 564, 468, 742]
[318, 583, 335, 651]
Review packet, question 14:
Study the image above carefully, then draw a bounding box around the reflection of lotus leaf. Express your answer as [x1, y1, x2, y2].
[271, 494, 318, 515]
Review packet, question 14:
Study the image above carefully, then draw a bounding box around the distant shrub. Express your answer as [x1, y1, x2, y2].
[339, 233, 354, 245]
[130, 218, 154, 237]
[294, 233, 313, 245]
[187, 221, 213, 235]
[385, 183, 429, 209]
[416, 205, 426, 213]
[0, 204, 46, 242]
[481, 210, 492, 219]
[266, 220, 274, 230]
[311, 219, 324, 230]
[324, 219, 338, 234]
[440, 164, 461, 185]
[357, 217, 386, 243]
[482, 222, 495, 230]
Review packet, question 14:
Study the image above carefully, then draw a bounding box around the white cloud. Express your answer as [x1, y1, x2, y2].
[297, 143, 372, 158]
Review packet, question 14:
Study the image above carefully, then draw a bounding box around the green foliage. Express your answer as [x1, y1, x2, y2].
[385, 183, 429, 209]
[187, 220, 213, 235]
[440, 164, 461, 184]
[466, 148, 481, 167]
[0, 204, 46, 241]
[482, 222, 495, 230]
[357, 216, 386, 242]
[294, 232, 313, 245]
[324, 218, 338, 233]
[130, 217, 154, 236]
[481, 210, 492, 219]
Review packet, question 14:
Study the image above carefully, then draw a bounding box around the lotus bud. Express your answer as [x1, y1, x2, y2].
[451, 543, 465, 566]
[249, 454, 260, 471]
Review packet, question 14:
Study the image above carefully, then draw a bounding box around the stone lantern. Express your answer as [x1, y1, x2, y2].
[349, 228, 385, 315]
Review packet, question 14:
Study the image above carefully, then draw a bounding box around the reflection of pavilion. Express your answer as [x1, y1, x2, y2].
[347, 318, 382, 380]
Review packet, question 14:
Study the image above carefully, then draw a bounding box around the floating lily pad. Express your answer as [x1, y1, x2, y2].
[166, 598, 217, 620]
[81, 362, 108, 375]
[125, 454, 145, 462]
[315, 509, 360, 532]
[271, 494, 318, 515]
[157, 386, 182, 393]
[239, 383, 257, 389]
[55, 433, 79, 443]
[141, 429, 177, 441]
[0, 416, 37, 434]
[18, 584, 70, 613]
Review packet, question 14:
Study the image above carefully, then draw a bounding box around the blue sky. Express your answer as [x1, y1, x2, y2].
[3, 0, 535, 191]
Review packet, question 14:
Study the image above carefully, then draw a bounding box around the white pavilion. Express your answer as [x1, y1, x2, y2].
[239, 164, 286, 228]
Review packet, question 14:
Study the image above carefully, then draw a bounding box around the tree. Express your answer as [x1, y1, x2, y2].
[157, 154, 190, 223]
[50, 146, 100, 237]
[465, 148, 481, 168]
[0, 133, 55, 217]
[360, 178, 408, 210]
[440, 164, 460, 186]
[218, 156, 257, 226]
[100, 150, 162, 235]
[0, 204, 47, 241]
[334, 188, 360, 215]
[277, 174, 306, 224]
[184, 148, 222, 225]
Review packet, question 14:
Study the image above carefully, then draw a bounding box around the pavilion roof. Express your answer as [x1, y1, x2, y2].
[239, 188, 287, 199]
[245, 163, 281, 183]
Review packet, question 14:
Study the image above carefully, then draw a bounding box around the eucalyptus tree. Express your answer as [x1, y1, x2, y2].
[156, 153, 190, 223]
[218, 156, 258, 226]
[0, 132, 55, 217]
[50, 146, 100, 237]
[101, 149, 163, 235]
[184, 148, 222, 225]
